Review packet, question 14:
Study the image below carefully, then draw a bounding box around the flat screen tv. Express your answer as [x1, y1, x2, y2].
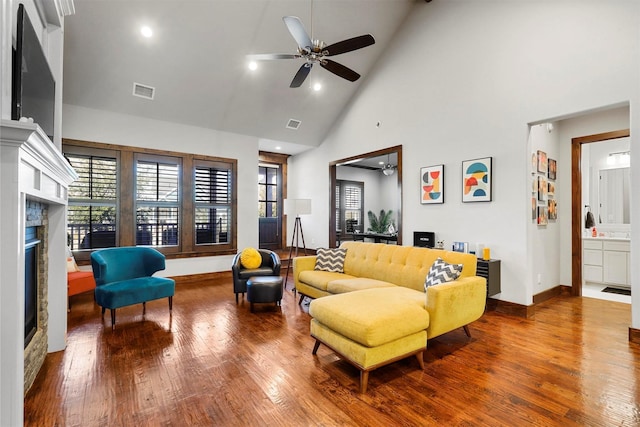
[12, 3, 56, 141]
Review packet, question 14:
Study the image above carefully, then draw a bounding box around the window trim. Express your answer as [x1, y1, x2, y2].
[63, 138, 237, 262]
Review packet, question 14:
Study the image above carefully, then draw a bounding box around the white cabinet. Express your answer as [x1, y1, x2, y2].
[583, 240, 603, 283]
[583, 238, 630, 289]
[602, 241, 630, 287]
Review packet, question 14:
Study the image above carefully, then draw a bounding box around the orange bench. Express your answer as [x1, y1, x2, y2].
[67, 254, 96, 309]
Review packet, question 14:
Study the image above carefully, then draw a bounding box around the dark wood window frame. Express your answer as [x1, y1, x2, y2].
[63, 138, 238, 262]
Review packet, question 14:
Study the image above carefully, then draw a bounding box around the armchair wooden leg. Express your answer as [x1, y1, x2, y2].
[110, 309, 116, 331]
[168, 296, 173, 311]
[312, 339, 321, 355]
[463, 325, 471, 337]
[235, 293, 239, 304]
[101, 307, 106, 317]
[143, 301, 146, 315]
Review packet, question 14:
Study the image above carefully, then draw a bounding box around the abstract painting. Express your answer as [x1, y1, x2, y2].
[462, 157, 492, 202]
[421, 165, 444, 204]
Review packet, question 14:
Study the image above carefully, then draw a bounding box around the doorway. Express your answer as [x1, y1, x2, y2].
[258, 152, 289, 250]
[571, 129, 630, 299]
[329, 146, 402, 248]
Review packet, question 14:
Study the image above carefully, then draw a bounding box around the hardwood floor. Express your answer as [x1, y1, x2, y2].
[25, 274, 640, 426]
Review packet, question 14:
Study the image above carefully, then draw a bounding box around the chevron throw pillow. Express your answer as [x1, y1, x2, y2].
[314, 248, 347, 273]
[424, 257, 463, 290]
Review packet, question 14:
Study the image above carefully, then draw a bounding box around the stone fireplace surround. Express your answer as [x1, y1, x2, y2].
[0, 120, 77, 425]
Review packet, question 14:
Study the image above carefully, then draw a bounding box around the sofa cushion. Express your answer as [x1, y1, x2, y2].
[240, 247, 262, 269]
[309, 287, 429, 347]
[315, 247, 347, 273]
[425, 257, 463, 288]
[327, 277, 396, 294]
[299, 270, 356, 292]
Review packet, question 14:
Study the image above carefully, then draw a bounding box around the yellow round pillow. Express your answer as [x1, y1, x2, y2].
[240, 247, 262, 269]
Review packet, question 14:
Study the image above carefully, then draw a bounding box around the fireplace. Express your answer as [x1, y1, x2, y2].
[24, 226, 40, 347]
[1, 120, 78, 425]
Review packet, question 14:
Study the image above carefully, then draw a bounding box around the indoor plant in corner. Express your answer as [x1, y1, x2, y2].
[367, 209, 396, 234]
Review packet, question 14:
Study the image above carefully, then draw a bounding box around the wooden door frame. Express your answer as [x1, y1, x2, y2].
[329, 146, 403, 248]
[259, 151, 290, 250]
[571, 129, 629, 296]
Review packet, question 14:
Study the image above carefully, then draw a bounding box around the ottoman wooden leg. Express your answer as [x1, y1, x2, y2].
[312, 339, 321, 355]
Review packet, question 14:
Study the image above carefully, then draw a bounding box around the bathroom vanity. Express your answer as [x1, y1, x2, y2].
[582, 237, 631, 290]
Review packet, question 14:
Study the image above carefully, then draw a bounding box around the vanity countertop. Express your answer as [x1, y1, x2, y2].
[582, 236, 630, 242]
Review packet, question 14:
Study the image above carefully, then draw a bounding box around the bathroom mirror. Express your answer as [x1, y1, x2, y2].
[598, 167, 630, 224]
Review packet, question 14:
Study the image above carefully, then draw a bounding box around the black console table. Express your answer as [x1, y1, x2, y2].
[476, 259, 501, 297]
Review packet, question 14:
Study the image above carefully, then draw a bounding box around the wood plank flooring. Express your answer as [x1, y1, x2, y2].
[25, 274, 640, 426]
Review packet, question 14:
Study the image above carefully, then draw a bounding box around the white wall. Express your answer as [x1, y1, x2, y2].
[288, 0, 640, 324]
[63, 104, 259, 276]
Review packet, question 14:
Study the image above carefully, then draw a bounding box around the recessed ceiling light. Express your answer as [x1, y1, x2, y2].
[140, 26, 153, 38]
[248, 61, 258, 71]
[313, 82, 322, 91]
[275, 146, 282, 150]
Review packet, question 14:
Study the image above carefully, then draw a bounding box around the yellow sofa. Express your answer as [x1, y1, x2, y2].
[295, 242, 486, 392]
[294, 241, 487, 340]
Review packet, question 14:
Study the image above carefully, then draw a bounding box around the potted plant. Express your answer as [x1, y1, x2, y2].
[367, 209, 396, 234]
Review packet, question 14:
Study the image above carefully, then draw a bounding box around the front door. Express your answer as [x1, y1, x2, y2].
[258, 164, 282, 250]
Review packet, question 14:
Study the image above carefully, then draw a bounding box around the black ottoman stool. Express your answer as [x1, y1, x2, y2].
[246, 276, 283, 312]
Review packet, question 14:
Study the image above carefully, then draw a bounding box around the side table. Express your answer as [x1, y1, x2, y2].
[476, 259, 501, 297]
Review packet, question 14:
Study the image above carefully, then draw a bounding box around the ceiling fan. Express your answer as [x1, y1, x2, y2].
[247, 16, 375, 88]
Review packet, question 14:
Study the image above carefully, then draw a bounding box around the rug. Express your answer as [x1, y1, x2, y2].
[602, 287, 631, 296]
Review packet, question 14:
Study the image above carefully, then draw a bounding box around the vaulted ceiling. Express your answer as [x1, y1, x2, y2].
[62, 0, 416, 155]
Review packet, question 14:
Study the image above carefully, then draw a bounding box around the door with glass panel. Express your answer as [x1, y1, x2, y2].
[258, 164, 282, 250]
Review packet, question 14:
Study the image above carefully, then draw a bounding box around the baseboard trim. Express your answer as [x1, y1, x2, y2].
[630, 327, 640, 344]
[487, 298, 535, 319]
[533, 285, 571, 304]
[170, 270, 231, 285]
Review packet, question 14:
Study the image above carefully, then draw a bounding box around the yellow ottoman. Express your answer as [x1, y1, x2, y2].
[309, 287, 429, 393]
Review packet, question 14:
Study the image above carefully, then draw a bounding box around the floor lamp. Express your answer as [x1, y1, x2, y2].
[284, 198, 311, 291]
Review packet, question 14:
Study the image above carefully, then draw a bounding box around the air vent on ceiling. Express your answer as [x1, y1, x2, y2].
[286, 119, 301, 130]
[133, 82, 155, 100]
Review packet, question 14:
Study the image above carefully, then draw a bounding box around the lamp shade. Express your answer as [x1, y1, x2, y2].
[284, 198, 312, 216]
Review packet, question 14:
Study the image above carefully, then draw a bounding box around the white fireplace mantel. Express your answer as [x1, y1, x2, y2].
[0, 119, 78, 426]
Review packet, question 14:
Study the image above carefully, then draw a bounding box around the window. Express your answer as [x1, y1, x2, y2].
[66, 148, 119, 250]
[195, 160, 232, 245]
[135, 155, 180, 246]
[336, 180, 364, 234]
[63, 140, 237, 261]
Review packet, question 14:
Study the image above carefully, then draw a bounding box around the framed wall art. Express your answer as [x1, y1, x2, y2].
[537, 150, 547, 174]
[420, 164, 444, 204]
[537, 176, 547, 201]
[462, 157, 492, 202]
[548, 158, 557, 180]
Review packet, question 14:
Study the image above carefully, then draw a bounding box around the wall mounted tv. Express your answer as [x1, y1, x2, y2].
[11, 3, 56, 141]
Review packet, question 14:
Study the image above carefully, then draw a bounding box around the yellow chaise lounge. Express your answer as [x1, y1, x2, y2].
[293, 242, 487, 392]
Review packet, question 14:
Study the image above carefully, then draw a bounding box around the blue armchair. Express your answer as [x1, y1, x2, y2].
[91, 247, 175, 330]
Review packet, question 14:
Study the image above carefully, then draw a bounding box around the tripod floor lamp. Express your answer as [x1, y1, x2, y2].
[284, 198, 311, 290]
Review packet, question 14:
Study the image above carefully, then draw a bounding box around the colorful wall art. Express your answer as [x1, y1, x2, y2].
[537, 150, 547, 174]
[420, 164, 444, 204]
[462, 157, 492, 202]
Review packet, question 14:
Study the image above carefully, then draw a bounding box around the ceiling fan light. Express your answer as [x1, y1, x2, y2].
[382, 164, 395, 176]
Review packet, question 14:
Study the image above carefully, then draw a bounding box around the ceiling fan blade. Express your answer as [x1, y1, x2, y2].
[323, 34, 375, 56]
[283, 16, 312, 51]
[290, 63, 312, 88]
[246, 53, 300, 61]
[320, 59, 360, 82]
